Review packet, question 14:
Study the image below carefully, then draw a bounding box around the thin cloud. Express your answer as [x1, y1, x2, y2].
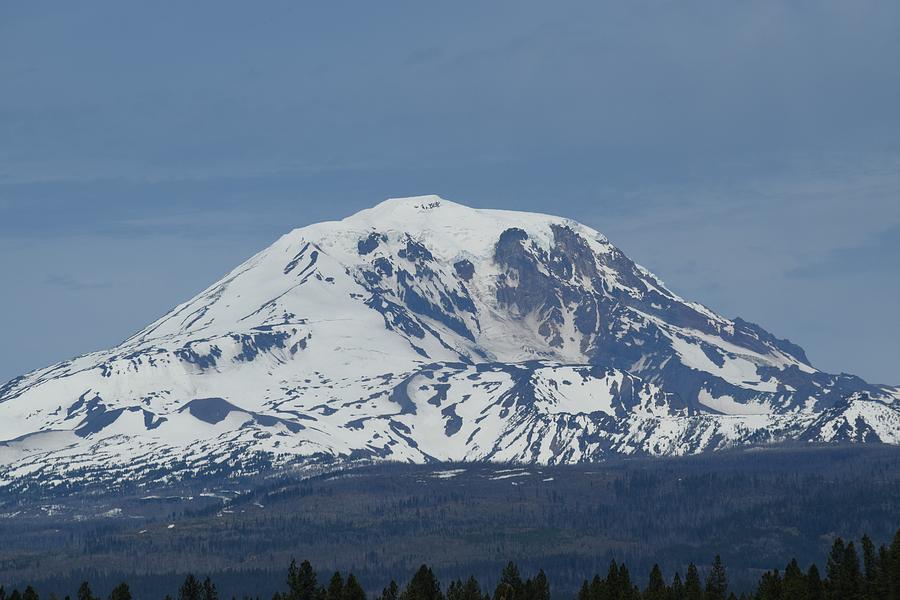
[43, 274, 112, 291]
[788, 223, 900, 279]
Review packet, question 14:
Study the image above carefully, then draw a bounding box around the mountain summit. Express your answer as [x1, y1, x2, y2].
[1, 196, 898, 493]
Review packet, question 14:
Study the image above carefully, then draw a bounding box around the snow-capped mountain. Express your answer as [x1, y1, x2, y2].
[1, 196, 898, 493]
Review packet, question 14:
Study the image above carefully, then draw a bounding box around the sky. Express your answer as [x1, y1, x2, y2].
[1, 1, 898, 385]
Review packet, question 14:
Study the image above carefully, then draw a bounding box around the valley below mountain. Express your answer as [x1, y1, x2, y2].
[0, 445, 898, 598]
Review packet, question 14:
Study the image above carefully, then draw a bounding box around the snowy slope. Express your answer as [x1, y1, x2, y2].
[1, 196, 897, 493]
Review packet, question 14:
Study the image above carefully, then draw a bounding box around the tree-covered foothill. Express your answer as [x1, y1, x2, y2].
[1, 531, 899, 600]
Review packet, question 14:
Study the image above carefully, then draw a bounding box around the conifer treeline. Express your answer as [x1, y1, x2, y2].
[1, 531, 898, 600]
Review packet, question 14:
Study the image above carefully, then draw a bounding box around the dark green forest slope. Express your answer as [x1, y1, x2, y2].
[4, 531, 900, 600]
[0, 445, 898, 598]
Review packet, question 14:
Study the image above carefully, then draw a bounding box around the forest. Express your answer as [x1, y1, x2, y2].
[1, 531, 899, 600]
[1, 446, 898, 598]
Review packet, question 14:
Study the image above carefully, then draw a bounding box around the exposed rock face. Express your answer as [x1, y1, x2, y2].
[0, 196, 897, 494]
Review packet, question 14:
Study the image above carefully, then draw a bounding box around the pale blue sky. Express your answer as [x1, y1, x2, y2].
[1, 1, 898, 384]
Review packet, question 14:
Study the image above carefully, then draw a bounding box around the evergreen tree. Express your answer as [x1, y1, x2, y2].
[107, 583, 131, 600]
[77, 583, 96, 600]
[180, 575, 202, 600]
[684, 564, 702, 600]
[861, 534, 879, 596]
[402, 565, 443, 600]
[618, 564, 639, 600]
[644, 565, 667, 600]
[842, 542, 863, 600]
[22, 588, 38, 600]
[528, 570, 549, 600]
[288, 560, 318, 600]
[288, 560, 301, 600]
[806, 565, 823, 600]
[576, 581, 590, 600]
[825, 538, 845, 600]
[344, 575, 365, 600]
[8, 591, 21, 600]
[588, 574, 605, 600]
[326, 573, 345, 600]
[377, 582, 399, 600]
[755, 570, 782, 600]
[705, 555, 728, 600]
[889, 529, 900, 600]
[781, 560, 806, 600]
[494, 562, 523, 600]
[449, 578, 487, 600]
[876, 544, 892, 600]
[203, 577, 218, 600]
[670, 573, 685, 600]
[607, 561, 621, 600]
[447, 580, 464, 600]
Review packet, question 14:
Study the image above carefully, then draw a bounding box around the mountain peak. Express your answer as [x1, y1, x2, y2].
[345, 194, 467, 227]
[293, 195, 610, 271]
[1, 196, 898, 494]
[372, 194, 450, 212]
